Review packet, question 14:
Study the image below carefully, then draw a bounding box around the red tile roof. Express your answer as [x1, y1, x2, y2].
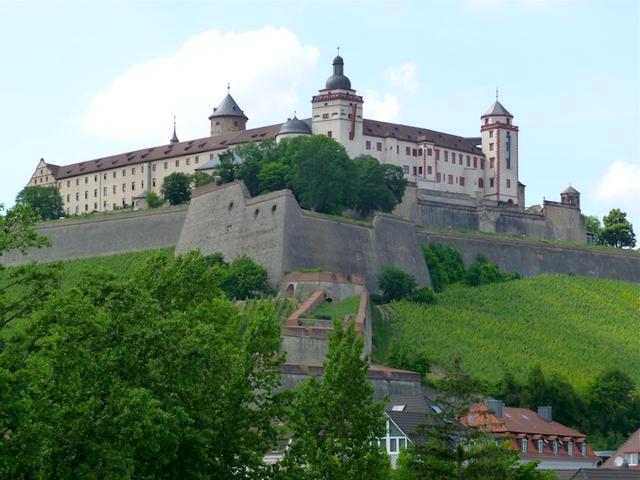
[604, 429, 640, 469]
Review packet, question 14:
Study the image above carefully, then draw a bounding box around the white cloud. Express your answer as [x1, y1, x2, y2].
[79, 27, 319, 142]
[593, 161, 640, 204]
[364, 89, 401, 122]
[385, 62, 419, 94]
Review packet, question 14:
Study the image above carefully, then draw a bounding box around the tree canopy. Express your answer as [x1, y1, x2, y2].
[15, 185, 65, 220]
[160, 172, 192, 205]
[600, 209, 636, 248]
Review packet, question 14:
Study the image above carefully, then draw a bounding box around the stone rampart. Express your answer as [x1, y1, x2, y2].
[2, 206, 187, 266]
[419, 229, 640, 283]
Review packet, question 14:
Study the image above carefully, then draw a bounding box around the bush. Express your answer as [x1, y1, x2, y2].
[410, 287, 436, 305]
[160, 172, 192, 205]
[146, 191, 164, 208]
[422, 242, 466, 292]
[220, 256, 270, 300]
[378, 266, 417, 302]
[387, 342, 431, 376]
[464, 255, 519, 286]
[369, 293, 385, 305]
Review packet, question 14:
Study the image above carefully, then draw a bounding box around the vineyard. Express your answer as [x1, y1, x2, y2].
[383, 274, 640, 390]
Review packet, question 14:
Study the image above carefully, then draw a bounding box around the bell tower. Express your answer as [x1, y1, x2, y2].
[480, 91, 519, 205]
[311, 52, 364, 158]
[208, 85, 248, 137]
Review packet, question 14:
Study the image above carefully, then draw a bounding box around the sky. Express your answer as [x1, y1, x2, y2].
[1, 0, 638, 230]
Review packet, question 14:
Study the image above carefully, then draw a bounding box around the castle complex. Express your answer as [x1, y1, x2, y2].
[26, 54, 585, 242]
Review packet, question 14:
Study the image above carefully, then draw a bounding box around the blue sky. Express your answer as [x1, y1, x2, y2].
[1, 0, 638, 229]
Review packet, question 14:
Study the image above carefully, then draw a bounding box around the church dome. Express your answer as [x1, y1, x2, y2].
[325, 55, 352, 90]
[278, 116, 312, 135]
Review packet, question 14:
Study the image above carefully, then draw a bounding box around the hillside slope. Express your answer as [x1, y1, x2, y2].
[381, 274, 640, 390]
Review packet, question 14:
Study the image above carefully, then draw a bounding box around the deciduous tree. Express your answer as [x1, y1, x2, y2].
[15, 186, 65, 220]
[599, 209, 636, 248]
[160, 172, 191, 205]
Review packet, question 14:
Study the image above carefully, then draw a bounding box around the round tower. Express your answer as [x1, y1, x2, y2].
[208, 87, 248, 136]
[276, 115, 312, 143]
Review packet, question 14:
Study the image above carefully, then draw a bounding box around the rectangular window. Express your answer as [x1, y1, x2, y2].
[389, 438, 397, 453]
[141, 180, 144, 189]
[537, 440, 544, 454]
[93, 202, 97, 210]
[506, 179, 511, 188]
[490, 158, 495, 168]
[67, 180, 70, 187]
[396, 145, 399, 154]
[186, 158, 190, 166]
[444, 151, 449, 162]
[427, 166, 433, 175]
[132, 168, 135, 175]
[567, 442, 573, 456]
[627, 453, 638, 466]
[474, 157, 478, 168]
[466, 155, 471, 167]
[521, 438, 528, 453]
[322, 113, 329, 119]
[141, 166, 144, 173]
[84, 191, 88, 199]
[103, 187, 107, 195]
[327, 131, 332, 138]
[581, 443, 587, 456]
[552, 441, 558, 455]
[481, 158, 485, 169]
[152, 178, 156, 187]
[460, 177, 465, 186]
[195, 156, 199, 164]
[164, 162, 168, 170]
[490, 178, 495, 188]
[175, 160, 179, 167]
[489, 143, 494, 152]
[122, 183, 126, 192]
[122, 169, 126, 177]
[459, 153, 463, 164]
[448, 175, 453, 184]
[85, 204, 88, 211]
[418, 149, 423, 156]
[66, 194, 70, 202]
[413, 166, 417, 176]
[489, 130, 493, 138]
[418, 166, 423, 175]
[436, 173, 441, 182]
[76, 179, 80, 186]
[376, 142, 382, 151]
[402, 165, 409, 174]
[103, 173, 107, 180]
[85, 177, 88, 184]
[405, 146, 411, 155]
[103, 200, 106, 208]
[152, 164, 157, 171]
[94, 175, 98, 182]
[131, 182, 135, 190]
[113, 171, 116, 178]
[93, 189, 97, 198]
[435, 149, 440, 160]
[113, 185, 116, 194]
[412, 149, 417, 157]
[427, 148, 432, 156]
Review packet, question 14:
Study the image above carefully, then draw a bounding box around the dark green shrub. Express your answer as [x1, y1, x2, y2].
[369, 293, 385, 305]
[422, 242, 466, 292]
[220, 256, 270, 300]
[410, 287, 437, 305]
[464, 255, 519, 286]
[146, 191, 164, 208]
[378, 266, 417, 302]
[387, 342, 431, 376]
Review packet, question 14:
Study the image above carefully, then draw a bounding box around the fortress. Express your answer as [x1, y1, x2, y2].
[25, 54, 586, 243]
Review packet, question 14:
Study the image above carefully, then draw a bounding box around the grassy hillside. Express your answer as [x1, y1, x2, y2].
[377, 274, 640, 390]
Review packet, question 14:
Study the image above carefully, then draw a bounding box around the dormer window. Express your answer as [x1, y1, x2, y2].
[567, 441, 573, 456]
[537, 440, 544, 454]
[552, 441, 558, 454]
[580, 443, 587, 456]
[521, 438, 528, 453]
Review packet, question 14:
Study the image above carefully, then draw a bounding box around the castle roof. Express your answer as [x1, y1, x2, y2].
[363, 119, 484, 155]
[208, 93, 248, 120]
[278, 116, 312, 135]
[482, 100, 513, 118]
[42, 119, 483, 181]
[562, 186, 580, 194]
[324, 54, 352, 91]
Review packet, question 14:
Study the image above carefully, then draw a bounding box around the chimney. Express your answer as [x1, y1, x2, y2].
[538, 406, 553, 422]
[486, 399, 504, 418]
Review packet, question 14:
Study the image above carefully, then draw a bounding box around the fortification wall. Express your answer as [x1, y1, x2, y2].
[2, 206, 187, 266]
[178, 182, 432, 290]
[419, 230, 640, 283]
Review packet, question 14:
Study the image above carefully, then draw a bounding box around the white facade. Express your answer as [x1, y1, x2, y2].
[26, 55, 522, 215]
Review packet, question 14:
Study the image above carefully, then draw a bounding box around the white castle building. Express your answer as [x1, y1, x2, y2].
[28, 54, 525, 215]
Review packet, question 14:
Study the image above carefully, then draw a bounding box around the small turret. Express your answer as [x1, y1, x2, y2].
[560, 186, 580, 209]
[170, 116, 179, 144]
[276, 115, 312, 143]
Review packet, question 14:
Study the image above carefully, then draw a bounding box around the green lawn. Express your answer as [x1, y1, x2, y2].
[311, 295, 361, 321]
[383, 274, 640, 390]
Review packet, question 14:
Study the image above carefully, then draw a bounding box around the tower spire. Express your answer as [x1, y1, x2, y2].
[170, 115, 179, 144]
[227, 82, 230, 93]
[496, 87, 499, 101]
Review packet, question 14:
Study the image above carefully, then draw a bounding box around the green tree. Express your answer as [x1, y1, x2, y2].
[352, 155, 398, 217]
[599, 209, 636, 248]
[422, 242, 466, 292]
[160, 172, 191, 205]
[15, 185, 65, 220]
[258, 162, 291, 193]
[378, 266, 417, 302]
[584, 215, 602, 244]
[0, 251, 283, 478]
[0, 204, 50, 255]
[286, 136, 357, 214]
[397, 359, 555, 480]
[220, 255, 271, 300]
[217, 150, 239, 184]
[145, 191, 164, 208]
[234, 141, 277, 196]
[191, 171, 215, 189]
[278, 319, 389, 479]
[381, 164, 408, 205]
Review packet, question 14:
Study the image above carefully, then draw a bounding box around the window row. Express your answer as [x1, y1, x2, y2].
[520, 438, 587, 457]
[65, 181, 145, 202]
[65, 197, 137, 214]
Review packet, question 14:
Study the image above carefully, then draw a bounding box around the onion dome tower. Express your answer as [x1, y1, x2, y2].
[208, 84, 248, 136]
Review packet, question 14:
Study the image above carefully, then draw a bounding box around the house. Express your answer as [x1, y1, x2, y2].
[604, 429, 640, 470]
[465, 400, 600, 471]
